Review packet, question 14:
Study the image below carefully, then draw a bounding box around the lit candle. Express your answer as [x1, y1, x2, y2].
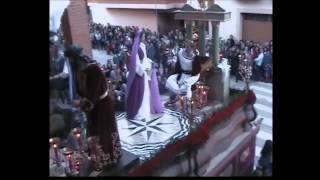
[53, 143, 59, 165]
[180, 96, 184, 111]
[191, 100, 194, 114]
[76, 133, 82, 151]
[107, 80, 112, 90]
[202, 91, 207, 106]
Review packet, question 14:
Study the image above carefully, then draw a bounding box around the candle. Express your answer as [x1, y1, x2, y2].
[186, 98, 189, 113]
[179, 96, 184, 111]
[201, 86, 205, 107]
[107, 80, 112, 90]
[191, 100, 194, 114]
[67, 154, 73, 173]
[76, 133, 82, 151]
[202, 91, 207, 106]
[53, 143, 60, 166]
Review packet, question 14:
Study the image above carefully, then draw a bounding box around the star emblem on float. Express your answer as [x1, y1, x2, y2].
[123, 117, 174, 142]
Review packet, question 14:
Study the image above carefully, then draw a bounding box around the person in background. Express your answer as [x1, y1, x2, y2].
[94, 31, 102, 49]
[227, 34, 235, 48]
[161, 47, 171, 77]
[50, 40, 78, 104]
[254, 48, 264, 81]
[236, 49, 245, 82]
[146, 37, 157, 63]
[262, 47, 272, 82]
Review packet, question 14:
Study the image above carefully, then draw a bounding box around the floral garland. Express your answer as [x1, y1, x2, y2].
[128, 90, 256, 176]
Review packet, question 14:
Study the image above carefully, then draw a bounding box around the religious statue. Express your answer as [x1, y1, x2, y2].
[166, 40, 196, 99]
[64, 45, 121, 168]
[166, 39, 213, 106]
[126, 30, 164, 120]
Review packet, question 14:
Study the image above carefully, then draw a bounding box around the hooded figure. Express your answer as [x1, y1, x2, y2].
[126, 30, 164, 120]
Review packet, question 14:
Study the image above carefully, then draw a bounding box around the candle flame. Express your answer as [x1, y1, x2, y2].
[202, 91, 206, 95]
[53, 144, 57, 148]
[49, 138, 53, 143]
[76, 133, 81, 138]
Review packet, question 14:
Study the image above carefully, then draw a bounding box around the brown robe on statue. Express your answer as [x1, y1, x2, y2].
[77, 64, 121, 166]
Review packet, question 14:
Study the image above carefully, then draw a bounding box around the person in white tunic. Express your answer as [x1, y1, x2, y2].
[134, 41, 152, 120]
[165, 40, 198, 104]
[165, 40, 213, 106]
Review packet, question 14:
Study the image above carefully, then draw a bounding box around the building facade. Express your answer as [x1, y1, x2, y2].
[88, 0, 187, 33]
[215, 0, 272, 42]
[51, 0, 272, 43]
[187, 0, 272, 41]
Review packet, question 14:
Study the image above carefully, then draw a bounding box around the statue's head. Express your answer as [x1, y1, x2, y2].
[192, 56, 213, 76]
[184, 39, 194, 52]
[64, 44, 83, 60]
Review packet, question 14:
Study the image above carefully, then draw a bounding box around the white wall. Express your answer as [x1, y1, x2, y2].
[88, 3, 110, 26]
[50, 0, 70, 32]
[215, 0, 272, 40]
[89, 3, 158, 31]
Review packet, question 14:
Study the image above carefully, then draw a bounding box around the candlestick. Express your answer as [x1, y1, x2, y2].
[200, 86, 204, 107]
[50, 138, 61, 167]
[191, 100, 194, 115]
[107, 80, 112, 90]
[67, 154, 73, 173]
[202, 91, 207, 107]
[72, 128, 82, 152]
[179, 96, 184, 111]
[75, 161, 80, 176]
[76, 133, 82, 151]
[53, 143, 58, 160]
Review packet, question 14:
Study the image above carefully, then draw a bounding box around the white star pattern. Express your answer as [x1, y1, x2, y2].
[116, 109, 190, 161]
[125, 117, 173, 142]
